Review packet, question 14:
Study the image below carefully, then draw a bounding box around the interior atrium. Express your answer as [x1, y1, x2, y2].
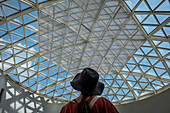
[0, 0, 170, 112]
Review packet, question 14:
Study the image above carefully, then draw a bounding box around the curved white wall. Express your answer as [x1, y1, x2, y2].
[115, 87, 170, 113]
[0, 74, 170, 113]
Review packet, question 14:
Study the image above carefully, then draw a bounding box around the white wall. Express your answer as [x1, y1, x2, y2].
[0, 74, 65, 113]
[115, 87, 170, 113]
[0, 74, 170, 113]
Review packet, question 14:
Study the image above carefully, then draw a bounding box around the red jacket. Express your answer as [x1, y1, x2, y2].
[60, 95, 119, 113]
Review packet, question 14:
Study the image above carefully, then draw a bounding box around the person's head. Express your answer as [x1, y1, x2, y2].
[71, 67, 104, 96]
[70, 68, 104, 113]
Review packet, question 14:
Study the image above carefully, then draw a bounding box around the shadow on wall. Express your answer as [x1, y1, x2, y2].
[0, 75, 65, 113]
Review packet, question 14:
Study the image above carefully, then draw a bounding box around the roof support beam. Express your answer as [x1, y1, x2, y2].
[149, 17, 170, 37]
[134, 11, 170, 15]
[148, 36, 170, 42]
[120, 71, 170, 83]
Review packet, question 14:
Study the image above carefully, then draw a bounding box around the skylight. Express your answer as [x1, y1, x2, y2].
[0, 0, 169, 104]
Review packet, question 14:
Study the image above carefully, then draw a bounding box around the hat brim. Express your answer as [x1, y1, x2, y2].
[70, 73, 104, 95]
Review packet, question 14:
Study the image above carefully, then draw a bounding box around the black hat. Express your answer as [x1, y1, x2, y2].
[70, 68, 104, 95]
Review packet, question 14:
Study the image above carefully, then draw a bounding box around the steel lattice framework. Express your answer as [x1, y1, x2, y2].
[0, 0, 170, 104]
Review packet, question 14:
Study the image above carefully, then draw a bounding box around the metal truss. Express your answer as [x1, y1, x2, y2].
[0, 0, 170, 104]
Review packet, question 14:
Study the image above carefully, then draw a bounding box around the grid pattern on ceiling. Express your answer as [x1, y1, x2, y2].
[40, 0, 145, 75]
[0, 0, 170, 104]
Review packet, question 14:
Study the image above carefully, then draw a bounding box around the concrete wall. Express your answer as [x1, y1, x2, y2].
[115, 88, 170, 113]
[0, 74, 170, 113]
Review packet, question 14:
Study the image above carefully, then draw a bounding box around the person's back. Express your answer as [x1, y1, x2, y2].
[60, 95, 119, 113]
[60, 68, 119, 113]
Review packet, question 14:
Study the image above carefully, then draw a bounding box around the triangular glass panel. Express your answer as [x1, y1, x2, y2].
[27, 39, 37, 48]
[30, 84, 37, 91]
[117, 80, 124, 86]
[0, 31, 6, 37]
[143, 26, 156, 34]
[25, 28, 36, 37]
[127, 75, 135, 81]
[140, 58, 150, 65]
[155, 61, 164, 68]
[148, 58, 158, 65]
[133, 66, 141, 73]
[29, 11, 37, 18]
[128, 58, 135, 64]
[127, 64, 136, 71]
[134, 83, 141, 89]
[125, 0, 140, 10]
[147, 0, 162, 10]
[28, 21, 38, 30]
[156, 15, 169, 23]
[39, 65, 46, 71]
[16, 51, 26, 58]
[117, 95, 124, 101]
[156, 0, 170, 11]
[12, 27, 24, 37]
[39, 79, 47, 85]
[158, 49, 169, 56]
[13, 16, 23, 24]
[153, 40, 161, 46]
[2, 34, 10, 43]
[23, 15, 36, 24]
[106, 80, 113, 86]
[47, 79, 54, 86]
[8, 74, 19, 82]
[141, 47, 152, 55]
[140, 66, 150, 73]
[134, 56, 143, 63]
[2, 5, 18, 16]
[143, 41, 150, 46]
[0, 23, 7, 31]
[0, 7, 3, 17]
[143, 15, 158, 25]
[146, 68, 157, 76]
[11, 34, 22, 43]
[145, 85, 153, 91]
[165, 60, 170, 68]
[148, 50, 158, 57]
[161, 72, 170, 80]
[2, 52, 11, 60]
[20, 1, 31, 10]
[163, 27, 170, 36]
[154, 29, 165, 37]
[122, 66, 129, 72]
[127, 91, 133, 97]
[135, 49, 144, 55]
[158, 42, 170, 49]
[154, 68, 166, 76]
[134, 76, 141, 80]
[136, 1, 150, 11]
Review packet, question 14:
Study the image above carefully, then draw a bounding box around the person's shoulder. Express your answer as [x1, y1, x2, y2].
[61, 101, 77, 112]
[64, 101, 77, 106]
[98, 96, 111, 102]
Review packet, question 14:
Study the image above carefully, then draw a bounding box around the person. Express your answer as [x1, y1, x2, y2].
[60, 68, 119, 113]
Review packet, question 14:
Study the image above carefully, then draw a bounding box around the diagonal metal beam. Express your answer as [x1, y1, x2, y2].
[149, 17, 170, 37]
[120, 71, 170, 83]
[134, 11, 170, 15]
[148, 36, 170, 42]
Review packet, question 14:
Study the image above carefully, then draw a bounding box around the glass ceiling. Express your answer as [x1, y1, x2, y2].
[0, 0, 169, 104]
